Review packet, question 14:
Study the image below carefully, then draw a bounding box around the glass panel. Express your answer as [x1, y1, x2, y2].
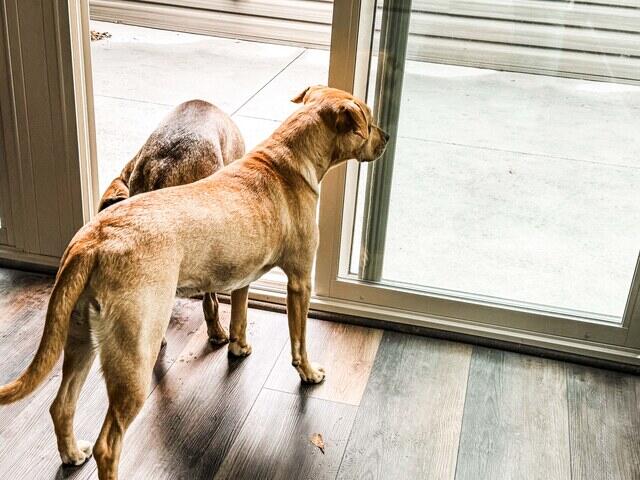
[350, 0, 640, 321]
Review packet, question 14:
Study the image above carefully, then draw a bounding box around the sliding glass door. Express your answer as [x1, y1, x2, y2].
[315, 0, 640, 355]
[68, 0, 640, 363]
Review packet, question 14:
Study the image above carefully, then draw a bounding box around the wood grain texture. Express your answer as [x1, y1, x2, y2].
[0, 269, 56, 431]
[337, 331, 472, 480]
[0, 294, 205, 479]
[455, 347, 571, 480]
[0, 363, 106, 480]
[2, 269, 639, 480]
[105, 308, 289, 479]
[215, 388, 357, 480]
[265, 319, 382, 405]
[567, 364, 640, 480]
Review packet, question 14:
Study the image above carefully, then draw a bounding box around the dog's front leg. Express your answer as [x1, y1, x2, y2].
[286, 276, 325, 384]
[228, 286, 252, 357]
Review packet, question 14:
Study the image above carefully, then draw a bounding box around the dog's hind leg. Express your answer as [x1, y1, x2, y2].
[50, 303, 97, 466]
[203, 292, 229, 345]
[228, 286, 251, 357]
[94, 290, 173, 480]
[93, 358, 149, 480]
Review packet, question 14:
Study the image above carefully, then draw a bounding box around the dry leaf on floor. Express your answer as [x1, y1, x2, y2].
[310, 433, 325, 454]
[90, 30, 112, 42]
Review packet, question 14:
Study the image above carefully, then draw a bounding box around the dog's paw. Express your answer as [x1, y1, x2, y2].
[297, 363, 326, 384]
[228, 341, 252, 357]
[61, 440, 93, 466]
[208, 332, 230, 346]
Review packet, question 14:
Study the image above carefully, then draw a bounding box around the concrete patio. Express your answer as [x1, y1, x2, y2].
[90, 21, 640, 319]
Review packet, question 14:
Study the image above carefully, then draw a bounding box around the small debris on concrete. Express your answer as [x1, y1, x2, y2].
[91, 30, 111, 42]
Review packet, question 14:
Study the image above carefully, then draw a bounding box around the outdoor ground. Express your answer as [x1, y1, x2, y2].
[90, 21, 640, 319]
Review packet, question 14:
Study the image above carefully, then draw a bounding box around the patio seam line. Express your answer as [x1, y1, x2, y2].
[231, 113, 282, 123]
[399, 134, 640, 171]
[94, 93, 174, 108]
[231, 48, 308, 116]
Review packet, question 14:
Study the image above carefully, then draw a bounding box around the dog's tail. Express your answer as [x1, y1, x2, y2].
[0, 241, 96, 404]
[98, 177, 130, 211]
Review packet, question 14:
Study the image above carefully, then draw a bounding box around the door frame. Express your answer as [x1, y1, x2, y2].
[69, 0, 101, 223]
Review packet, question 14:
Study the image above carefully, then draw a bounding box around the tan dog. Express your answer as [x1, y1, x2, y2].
[99, 99, 245, 347]
[0, 86, 388, 480]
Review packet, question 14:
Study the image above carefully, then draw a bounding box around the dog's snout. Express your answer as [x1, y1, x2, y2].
[382, 131, 390, 142]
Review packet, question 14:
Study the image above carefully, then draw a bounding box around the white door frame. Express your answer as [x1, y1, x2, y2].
[69, 0, 101, 222]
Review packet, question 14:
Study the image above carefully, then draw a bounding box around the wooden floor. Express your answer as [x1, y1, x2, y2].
[0, 267, 638, 479]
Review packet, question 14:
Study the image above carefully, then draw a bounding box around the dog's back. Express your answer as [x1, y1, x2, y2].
[99, 99, 245, 211]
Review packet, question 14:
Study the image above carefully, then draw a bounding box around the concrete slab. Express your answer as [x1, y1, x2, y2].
[392, 61, 640, 168]
[90, 21, 304, 113]
[94, 95, 172, 193]
[374, 137, 640, 316]
[232, 115, 281, 152]
[236, 49, 330, 121]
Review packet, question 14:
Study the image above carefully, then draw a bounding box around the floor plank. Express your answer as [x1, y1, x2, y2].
[567, 364, 640, 480]
[265, 319, 382, 405]
[337, 331, 472, 480]
[0, 269, 52, 322]
[104, 308, 289, 479]
[0, 297, 205, 479]
[0, 363, 106, 480]
[0, 269, 54, 382]
[215, 389, 357, 480]
[455, 347, 571, 480]
[0, 270, 57, 432]
[2, 267, 638, 480]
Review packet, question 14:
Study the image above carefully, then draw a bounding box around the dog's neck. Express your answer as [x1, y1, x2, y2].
[264, 108, 342, 193]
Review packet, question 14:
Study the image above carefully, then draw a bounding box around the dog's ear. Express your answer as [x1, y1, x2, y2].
[334, 101, 369, 139]
[291, 86, 311, 104]
[291, 85, 327, 104]
[98, 177, 130, 212]
[98, 195, 127, 212]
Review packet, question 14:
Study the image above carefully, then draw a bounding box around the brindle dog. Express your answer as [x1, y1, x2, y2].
[99, 99, 245, 347]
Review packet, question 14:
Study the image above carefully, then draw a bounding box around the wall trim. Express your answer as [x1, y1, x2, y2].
[0, 245, 60, 273]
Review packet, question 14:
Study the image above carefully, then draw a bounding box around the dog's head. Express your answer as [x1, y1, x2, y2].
[292, 85, 389, 165]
